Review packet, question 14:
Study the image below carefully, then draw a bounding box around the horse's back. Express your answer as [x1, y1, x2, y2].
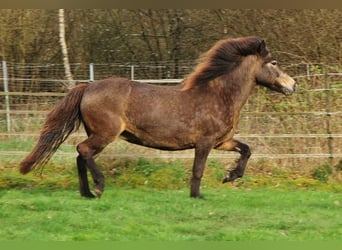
[82, 77, 132, 103]
[82, 77, 179, 104]
[80, 76, 180, 126]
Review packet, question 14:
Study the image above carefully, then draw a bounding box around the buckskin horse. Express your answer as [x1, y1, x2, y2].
[20, 36, 296, 198]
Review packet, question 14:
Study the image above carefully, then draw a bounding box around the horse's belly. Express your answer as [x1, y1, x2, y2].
[119, 130, 195, 151]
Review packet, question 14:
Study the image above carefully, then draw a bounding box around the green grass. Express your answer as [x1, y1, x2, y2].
[0, 187, 342, 241]
[1, 140, 342, 241]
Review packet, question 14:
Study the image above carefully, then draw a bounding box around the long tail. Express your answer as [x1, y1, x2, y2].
[20, 84, 88, 174]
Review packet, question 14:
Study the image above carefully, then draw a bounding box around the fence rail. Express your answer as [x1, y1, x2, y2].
[1, 61, 342, 168]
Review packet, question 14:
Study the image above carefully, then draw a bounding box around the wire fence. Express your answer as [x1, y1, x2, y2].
[0, 61, 341, 170]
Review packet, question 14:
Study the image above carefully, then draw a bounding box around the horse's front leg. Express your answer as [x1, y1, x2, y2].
[215, 139, 251, 183]
[190, 142, 212, 198]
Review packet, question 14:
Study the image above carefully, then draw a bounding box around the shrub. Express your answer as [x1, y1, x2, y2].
[312, 163, 332, 182]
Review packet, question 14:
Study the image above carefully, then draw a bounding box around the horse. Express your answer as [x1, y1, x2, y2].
[19, 36, 296, 198]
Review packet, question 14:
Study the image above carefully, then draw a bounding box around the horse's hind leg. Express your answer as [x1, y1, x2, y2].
[77, 155, 96, 198]
[76, 133, 116, 198]
[215, 139, 251, 183]
[86, 157, 105, 197]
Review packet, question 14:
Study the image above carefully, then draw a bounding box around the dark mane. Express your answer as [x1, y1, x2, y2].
[182, 36, 269, 90]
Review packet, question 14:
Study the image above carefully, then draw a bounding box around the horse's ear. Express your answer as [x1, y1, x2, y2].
[258, 39, 268, 57]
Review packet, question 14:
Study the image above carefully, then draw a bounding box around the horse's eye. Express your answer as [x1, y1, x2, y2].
[270, 60, 277, 66]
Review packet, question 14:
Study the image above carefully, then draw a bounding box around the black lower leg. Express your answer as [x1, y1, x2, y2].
[77, 155, 95, 198]
[190, 177, 202, 198]
[190, 144, 211, 198]
[87, 158, 105, 197]
[222, 142, 251, 183]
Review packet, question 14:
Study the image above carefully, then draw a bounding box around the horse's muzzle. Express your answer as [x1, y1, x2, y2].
[282, 81, 297, 96]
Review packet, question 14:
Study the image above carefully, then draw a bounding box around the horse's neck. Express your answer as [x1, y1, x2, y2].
[221, 64, 257, 111]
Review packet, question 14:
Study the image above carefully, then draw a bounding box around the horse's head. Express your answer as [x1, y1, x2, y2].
[255, 40, 296, 96]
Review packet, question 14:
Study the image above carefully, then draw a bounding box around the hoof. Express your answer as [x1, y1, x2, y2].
[94, 188, 103, 198]
[190, 194, 205, 199]
[82, 192, 96, 199]
[222, 172, 239, 183]
[222, 177, 230, 184]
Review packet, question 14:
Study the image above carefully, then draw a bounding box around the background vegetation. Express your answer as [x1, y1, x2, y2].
[1, 9, 342, 69]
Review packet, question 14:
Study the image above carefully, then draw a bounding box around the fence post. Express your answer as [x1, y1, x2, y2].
[89, 63, 94, 82]
[2, 61, 11, 133]
[306, 63, 310, 80]
[130, 65, 134, 80]
[323, 65, 333, 165]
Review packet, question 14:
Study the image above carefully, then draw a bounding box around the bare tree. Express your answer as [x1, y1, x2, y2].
[58, 9, 74, 88]
[1, 9, 342, 69]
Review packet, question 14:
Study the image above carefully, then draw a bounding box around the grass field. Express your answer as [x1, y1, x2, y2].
[1, 141, 342, 241]
[1, 185, 342, 241]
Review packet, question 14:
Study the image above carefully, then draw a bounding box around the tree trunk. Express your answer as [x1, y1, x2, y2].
[58, 9, 74, 89]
